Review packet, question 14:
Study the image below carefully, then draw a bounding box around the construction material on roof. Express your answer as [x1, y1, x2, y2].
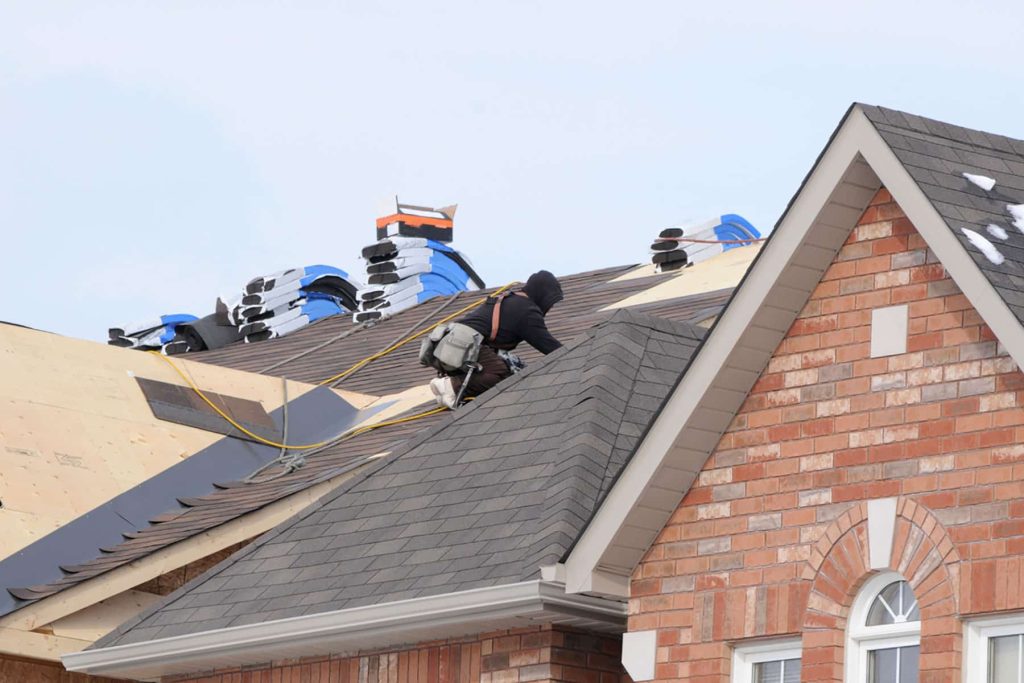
[375, 197, 457, 242]
[218, 265, 360, 343]
[649, 213, 761, 272]
[107, 314, 198, 352]
[356, 202, 485, 322]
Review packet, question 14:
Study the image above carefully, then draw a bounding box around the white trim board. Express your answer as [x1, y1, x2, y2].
[564, 106, 1024, 595]
[63, 581, 626, 681]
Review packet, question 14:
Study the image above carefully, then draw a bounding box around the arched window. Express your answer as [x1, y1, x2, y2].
[846, 572, 921, 683]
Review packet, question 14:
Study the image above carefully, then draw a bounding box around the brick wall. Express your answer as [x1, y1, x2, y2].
[0, 654, 127, 682]
[165, 626, 626, 683]
[631, 189, 1024, 682]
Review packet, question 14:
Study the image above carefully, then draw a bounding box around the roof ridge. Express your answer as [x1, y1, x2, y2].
[519, 315, 705, 578]
[857, 102, 1024, 158]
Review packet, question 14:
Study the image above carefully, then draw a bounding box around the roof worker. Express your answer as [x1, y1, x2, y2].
[422, 270, 564, 409]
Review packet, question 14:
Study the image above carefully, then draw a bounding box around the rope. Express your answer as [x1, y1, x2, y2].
[149, 351, 445, 451]
[243, 404, 447, 483]
[329, 291, 462, 389]
[655, 236, 766, 245]
[316, 282, 517, 387]
[259, 321, 373, 374]
[146, 285, 515, 478]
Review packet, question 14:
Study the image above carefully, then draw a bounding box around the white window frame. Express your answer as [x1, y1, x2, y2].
[964, 613, 1024, 683]
[846, 571, 921, 683]
[732, 638, 802, 683]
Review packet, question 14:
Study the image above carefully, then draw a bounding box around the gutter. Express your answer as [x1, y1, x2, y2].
[63, 581, 626, 681]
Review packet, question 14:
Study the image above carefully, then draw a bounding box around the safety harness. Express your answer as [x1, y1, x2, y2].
[418, 291, 526, 405]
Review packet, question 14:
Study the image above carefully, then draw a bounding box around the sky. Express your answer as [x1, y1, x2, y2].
[2, 2, 1023, 341]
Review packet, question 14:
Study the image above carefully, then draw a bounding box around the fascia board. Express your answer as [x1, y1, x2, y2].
[563, 108, 880, 593]
[63, 581, 625, 681]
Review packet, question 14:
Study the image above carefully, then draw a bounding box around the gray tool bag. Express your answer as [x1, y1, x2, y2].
[419, 322, 483, 374]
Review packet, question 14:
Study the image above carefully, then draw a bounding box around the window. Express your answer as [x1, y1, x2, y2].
[965, 614, 1024, 682]
[847, 572, 920, 683]
[733, 639, 801, 683]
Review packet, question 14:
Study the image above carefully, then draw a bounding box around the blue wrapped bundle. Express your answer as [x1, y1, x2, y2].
[650, 214, 761, 272]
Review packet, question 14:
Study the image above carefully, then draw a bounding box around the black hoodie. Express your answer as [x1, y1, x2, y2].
[458, 270, 563, 354]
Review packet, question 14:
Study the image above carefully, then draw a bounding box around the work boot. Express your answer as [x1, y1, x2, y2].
[429, 377, 458, 409]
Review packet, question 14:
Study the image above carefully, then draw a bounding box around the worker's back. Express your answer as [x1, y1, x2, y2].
[459, 271, 563, 354]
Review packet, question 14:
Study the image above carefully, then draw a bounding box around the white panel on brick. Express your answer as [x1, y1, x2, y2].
[870, 304, 908, 357]
[622, 630, 657, 681]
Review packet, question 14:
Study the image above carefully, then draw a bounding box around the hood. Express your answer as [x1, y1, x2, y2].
[523, 270, 563, 314]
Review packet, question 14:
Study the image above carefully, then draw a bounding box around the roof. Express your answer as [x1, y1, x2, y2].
[561, 102, 1024, 596]
[189, 264, 736, 392]
[858, 105, 1024, 321]
[95, 309, 705, 647]
[0, 323, 323, 563]
[0, 261, 744, 635]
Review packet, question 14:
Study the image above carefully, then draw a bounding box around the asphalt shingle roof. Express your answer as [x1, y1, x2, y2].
[191, 264, 732, 393]
[1, 266, 731, 619]
[99, 309, 705, 646]
[859, 104, 1024, 322]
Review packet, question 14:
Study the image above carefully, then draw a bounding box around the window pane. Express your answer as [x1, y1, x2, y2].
[990, 635, 1021, 683]
[869, 647, 898, 683]
[899, 645, 919, 682]
[781, 658, 801, 683]
[753, 660, 781, 683]
[866, 581, 919, 626]
[868, 646, 919, 683]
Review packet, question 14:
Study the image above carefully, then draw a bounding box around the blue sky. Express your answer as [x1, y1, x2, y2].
[2, 1, 1023, 340]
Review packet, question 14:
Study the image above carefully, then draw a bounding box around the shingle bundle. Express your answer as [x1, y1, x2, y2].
[108, 314, 199, 351]
[650, 213, 761, 272]
[354, 201, 485, 323]
[218, 265, 360, 343]
[355, 238, 485, 322]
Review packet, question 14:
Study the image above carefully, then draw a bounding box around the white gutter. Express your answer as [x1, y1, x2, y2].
[63, 581, 625, 681]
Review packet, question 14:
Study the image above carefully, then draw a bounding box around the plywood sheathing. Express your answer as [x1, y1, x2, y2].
[603, 245, 761, 306]
[0, 324, 372, 560]
[46, 590, 161, 643]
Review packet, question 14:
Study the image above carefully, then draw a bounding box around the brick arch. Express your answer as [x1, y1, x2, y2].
[798, 498, 962, 683]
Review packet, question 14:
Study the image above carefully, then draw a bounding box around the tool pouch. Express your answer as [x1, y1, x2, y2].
[419, 323, 483, 374]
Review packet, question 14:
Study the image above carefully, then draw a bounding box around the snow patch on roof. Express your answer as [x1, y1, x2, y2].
[1008, 204, 1024, 233]
[963, 172, 996, 191]
[987, 224, 1009, 240]
[962, 228, 1005, 265]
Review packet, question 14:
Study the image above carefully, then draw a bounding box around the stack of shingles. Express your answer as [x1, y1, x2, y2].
[650, 213, 761, 272]
[355, 201, 486, 322]
[108, 314, 199, 352]
[218, 265, 360, 342]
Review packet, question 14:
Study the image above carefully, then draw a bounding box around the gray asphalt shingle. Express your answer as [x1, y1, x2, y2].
[99, 308, 705, 646]
[859, 104, 1024, 323]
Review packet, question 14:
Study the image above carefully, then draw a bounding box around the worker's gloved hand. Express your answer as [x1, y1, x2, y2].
[498, 350, 526, 374]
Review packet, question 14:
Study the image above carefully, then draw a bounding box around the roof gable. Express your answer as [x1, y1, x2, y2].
[561, 103, 1024, 596]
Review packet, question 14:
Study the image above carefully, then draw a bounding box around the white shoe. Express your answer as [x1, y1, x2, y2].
[429, 377, 458, 409]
